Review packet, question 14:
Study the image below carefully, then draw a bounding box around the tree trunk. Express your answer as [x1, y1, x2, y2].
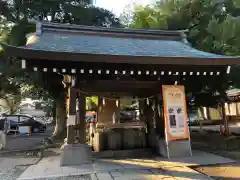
[52, 100, 67, 140]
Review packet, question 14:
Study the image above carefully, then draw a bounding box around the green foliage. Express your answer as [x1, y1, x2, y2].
[226, 0, 240, 17]
[60, 5, 122, 27]
[0, 74, 20, 98]
[0, 94, 21, 114]
[207, 15, 240, 55]
[0, 0, 121, 28]
[6, 22, 35, 46]
[233, 0, 240, 8]
[128, 0, 240, 107]
[130, 5, 168, 29]
[86, 96, 98, 111]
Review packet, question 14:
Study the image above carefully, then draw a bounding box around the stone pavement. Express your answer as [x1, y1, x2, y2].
[17, 150, 235, 180]
[91, 167, 211, 180]
[18, 157, 211, 180]
[156, 150, 235, 167]
[195, 162, 240, 180]
[194, 150, 240, 180]
[0, 157, 39, 180]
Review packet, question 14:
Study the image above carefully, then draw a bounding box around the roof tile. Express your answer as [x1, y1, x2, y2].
[25, 31, 228, 58]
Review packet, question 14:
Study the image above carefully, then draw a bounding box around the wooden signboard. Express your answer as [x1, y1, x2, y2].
[162, 85, 190, 141]
[161, 85, 192, 158]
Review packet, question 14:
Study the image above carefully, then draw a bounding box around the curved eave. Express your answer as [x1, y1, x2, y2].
[2, 44, 239, 65]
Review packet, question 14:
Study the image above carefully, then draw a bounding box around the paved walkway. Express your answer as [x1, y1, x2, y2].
[194, 150, 240, 180]
[17, 150, 235, 180]
[195, 162, 240, 180]
[0, 157, 39, 180]
[92, 168, 209, 180]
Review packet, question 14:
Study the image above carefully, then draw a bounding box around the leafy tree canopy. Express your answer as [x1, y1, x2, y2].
[127, 0, 240, 107]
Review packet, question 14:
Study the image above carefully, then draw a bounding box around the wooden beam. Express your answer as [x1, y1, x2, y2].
[76, 80, 160, 89]
[26, 59, 227, 71]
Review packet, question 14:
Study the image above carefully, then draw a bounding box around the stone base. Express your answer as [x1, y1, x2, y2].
[168, 139, 192, 158]
[157, 138, 168, 158]
[93, 128, 146, 151]
[157, 137, 192, 158]
[60, 144, 92, 166]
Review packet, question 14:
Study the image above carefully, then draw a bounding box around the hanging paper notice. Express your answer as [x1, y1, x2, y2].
[162, 85, 190, 141]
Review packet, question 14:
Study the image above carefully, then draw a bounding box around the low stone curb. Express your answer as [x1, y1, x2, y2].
[0, 146, 46, 158]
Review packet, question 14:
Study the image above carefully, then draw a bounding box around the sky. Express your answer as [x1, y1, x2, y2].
[95, 0, 154, 17]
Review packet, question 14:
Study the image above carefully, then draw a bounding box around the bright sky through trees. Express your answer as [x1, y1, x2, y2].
[95, 0, 155, 16]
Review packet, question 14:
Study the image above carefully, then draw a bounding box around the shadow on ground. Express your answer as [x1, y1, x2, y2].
[192, 147, 240, 180]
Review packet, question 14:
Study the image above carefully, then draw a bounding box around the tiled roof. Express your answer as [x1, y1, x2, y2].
[25, 31, 228, 58]
[20, 22, 235, 59]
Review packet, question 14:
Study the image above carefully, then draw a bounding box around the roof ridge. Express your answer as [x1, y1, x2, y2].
[39, 21, 187, 37]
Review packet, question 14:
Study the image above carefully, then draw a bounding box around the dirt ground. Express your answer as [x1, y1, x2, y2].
[194, 150, 240, 180]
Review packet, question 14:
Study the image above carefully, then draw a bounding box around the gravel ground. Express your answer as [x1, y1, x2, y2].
[0, 165, 29, 180]
[34, 175, 92, 180]
[0, 156, 40, 180]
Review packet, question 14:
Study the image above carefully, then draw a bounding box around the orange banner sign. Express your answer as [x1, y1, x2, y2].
[162, 85, 190, 141]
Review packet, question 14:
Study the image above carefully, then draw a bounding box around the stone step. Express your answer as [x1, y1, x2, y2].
[93, 148, 154, 158]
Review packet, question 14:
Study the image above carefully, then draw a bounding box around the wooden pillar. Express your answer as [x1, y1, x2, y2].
[66, 87, 77, 144]
[221, 102, 228, 135]
[78, 91, 86, 143]
[68, 88, 77, 119]
[154, 96, 161, 136]
[97, 97, 102, 122]
[228, 103, 231, 116]
[159, 104, 165, 138]
[206, 107, 211, 120]
[236, 102, 240, 116]
[143, 99, 155, 148]
[139, 100, 145, 122]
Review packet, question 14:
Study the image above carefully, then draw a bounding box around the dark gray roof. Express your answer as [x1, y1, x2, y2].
[41, 22, 187, 37]
[25, 30, 228, 59]
[1, 22, 236, 66]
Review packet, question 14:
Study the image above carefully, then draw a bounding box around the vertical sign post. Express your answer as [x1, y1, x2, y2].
[162, 85, 192, 158]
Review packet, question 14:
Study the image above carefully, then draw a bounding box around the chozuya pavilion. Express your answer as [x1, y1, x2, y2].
[2, 21, 239, 165]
